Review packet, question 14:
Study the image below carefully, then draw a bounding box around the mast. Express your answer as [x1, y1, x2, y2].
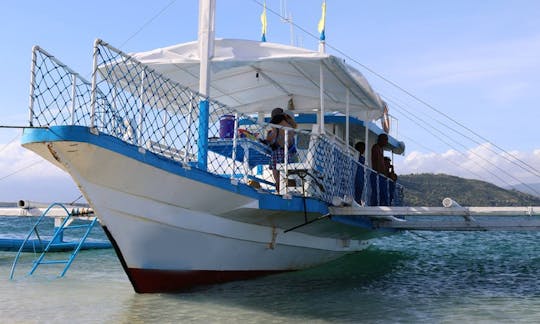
[318, 0, 326, 134]
[198, 0, 215, 97]
[197, 0, 216, 170]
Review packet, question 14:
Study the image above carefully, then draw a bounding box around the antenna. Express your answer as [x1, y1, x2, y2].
[280, 0, 295, 45]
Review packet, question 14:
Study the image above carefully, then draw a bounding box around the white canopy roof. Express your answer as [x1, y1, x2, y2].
[130, 39, 384, 121]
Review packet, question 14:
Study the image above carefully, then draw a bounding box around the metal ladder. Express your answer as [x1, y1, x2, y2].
[10, 202, 98, 279]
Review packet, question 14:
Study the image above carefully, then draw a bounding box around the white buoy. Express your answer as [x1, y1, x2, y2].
[442, 197, 461, 208]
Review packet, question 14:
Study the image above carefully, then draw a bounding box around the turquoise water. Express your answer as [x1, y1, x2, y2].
[1, 216, 540, 323]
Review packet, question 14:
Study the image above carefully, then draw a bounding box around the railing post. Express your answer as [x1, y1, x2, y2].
[197, 99, 209, 170]
[28, 46, 38, 127]
[376, 172, 381, 206]
[137, 69, 146, 147]
[387, 177, 391, 206]
[231, 112, 239, 182]
[161, 108, 168, 145]
[284, 128, 289, 196]
[90, 39, 100, 129]
[184, 95, 195, 164]
[70, 74, 77, 125]
[362, 165, 368, 205]
[111, 86, 119, 135]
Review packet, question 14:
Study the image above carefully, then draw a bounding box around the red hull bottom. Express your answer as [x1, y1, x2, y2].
[103, 225, 290, 293]
[127, 268, 290, 293]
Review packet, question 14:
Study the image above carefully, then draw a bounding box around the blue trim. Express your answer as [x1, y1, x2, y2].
[198, 100, 209, 170]
[259, 194, 329, 214]
[22, 126, 329, 215]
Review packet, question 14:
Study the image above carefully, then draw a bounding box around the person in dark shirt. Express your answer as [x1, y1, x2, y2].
[370, 134, 389, 205]
[355, 141, 365, 165]
[384, 156, 398, 181]
[354, 141, 366, 204]
[371, 133, 388, 174]
[384, 156, 397, 205]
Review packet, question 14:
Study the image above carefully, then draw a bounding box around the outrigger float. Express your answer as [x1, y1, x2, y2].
[15, 0, 540, 292]
[6, 201, 110, 280]
[1, 200, 109, 253]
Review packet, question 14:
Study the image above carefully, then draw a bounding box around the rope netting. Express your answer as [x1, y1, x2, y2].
[29, 46, 98, 127]
[28, 40, 402, 206]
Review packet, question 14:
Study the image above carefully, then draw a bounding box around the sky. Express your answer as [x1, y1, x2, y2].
[1, 0, 540, 202]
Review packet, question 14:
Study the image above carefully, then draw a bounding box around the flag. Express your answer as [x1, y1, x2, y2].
[317, 1, 326, 41]
[261, 1, 267, 42]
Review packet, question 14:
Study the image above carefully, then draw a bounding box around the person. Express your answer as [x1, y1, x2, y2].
[384, 156, 398, 181]
[384, 156, 397, 205]
[371, 134, 388, 174]
[271, 107, 297, 128]
[353, 141, 366, 204]
[370, 134, 388, 206]
[355, 142, 366, 165]
[266, 108, 297, 193]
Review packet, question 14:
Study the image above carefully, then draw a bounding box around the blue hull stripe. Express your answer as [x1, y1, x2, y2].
[22, 126, 329, 214]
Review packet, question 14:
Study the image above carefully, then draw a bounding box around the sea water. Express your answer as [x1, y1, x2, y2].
[1, 216, 540, 323]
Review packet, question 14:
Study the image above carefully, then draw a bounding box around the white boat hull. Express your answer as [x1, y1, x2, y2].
[23, 128, 387, 292]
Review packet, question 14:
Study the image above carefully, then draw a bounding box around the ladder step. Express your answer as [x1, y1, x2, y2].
[37, 260, 69, 265]
[63, 225, 91, 230]
[49, 243, 76, 247]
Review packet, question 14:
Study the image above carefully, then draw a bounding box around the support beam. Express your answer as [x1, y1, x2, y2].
[330, 206, 540, 217]
[330, 206, 540, 231]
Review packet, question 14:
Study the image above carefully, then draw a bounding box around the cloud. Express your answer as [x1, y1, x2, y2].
[395, 143, 540, 188]
[0, 141, 80, 202]
[0, 141, 65, 179]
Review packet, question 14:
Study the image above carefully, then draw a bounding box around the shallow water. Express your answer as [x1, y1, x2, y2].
[1, 216, 540, 323]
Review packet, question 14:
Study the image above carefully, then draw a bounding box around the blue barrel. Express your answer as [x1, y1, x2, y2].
[219, 115, 235, 139]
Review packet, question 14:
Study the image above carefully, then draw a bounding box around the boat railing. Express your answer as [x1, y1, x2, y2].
[28, 46, 97, 127]
[27, 39, 402, 207]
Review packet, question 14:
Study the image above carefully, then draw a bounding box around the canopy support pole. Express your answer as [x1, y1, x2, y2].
[345, 88, 350, 145]
[197, 0, 215, 171]
[364, 123, 370, 167]
[319, 62, 325, 134]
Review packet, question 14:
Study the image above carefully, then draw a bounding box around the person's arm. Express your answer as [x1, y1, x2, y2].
[266, 128, 277, 143]
[284, 115, 297, 128]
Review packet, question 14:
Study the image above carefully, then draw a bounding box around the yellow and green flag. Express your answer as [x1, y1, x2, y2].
[317, 1, 326, 40]
[261, 1, 268, 42]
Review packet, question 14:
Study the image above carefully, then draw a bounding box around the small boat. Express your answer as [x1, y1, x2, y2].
[21, 0, 404, 293]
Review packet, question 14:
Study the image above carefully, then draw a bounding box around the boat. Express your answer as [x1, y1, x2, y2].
[20, 0, 405, 293]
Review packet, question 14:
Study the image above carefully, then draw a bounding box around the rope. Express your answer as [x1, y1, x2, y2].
[0, 160, 43, 182]
[118, 0, 178, 49]
[0, 133, 21, 155]
[69, 195, 83, 205]
[398, 133, 500, 184]
[385, 96, 540, 195]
